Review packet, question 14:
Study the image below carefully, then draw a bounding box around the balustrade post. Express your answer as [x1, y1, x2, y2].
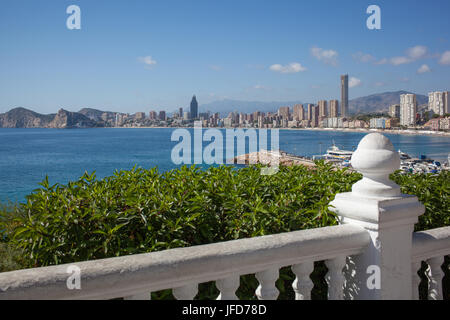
[329, 133, 424, 300]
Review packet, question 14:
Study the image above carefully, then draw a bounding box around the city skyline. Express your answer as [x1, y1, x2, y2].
[1, 0, 450, 114]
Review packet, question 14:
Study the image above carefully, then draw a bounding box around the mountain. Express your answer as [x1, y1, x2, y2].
[199, 99, 303, 117]
[349, 91, 428, 114]
[0, 108, 54, 128]
[78, 108, 116, 121]
[199, 91, 428, 116]
[0, 108, 100, 128]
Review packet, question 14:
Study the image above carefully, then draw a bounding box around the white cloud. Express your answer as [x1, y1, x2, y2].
[417, 64, 431, 74]
[389, 45, 428, 65]
[310, 46, 338, 66]
[138, 56, 157, 68]
[439, 51, 450, 65]
[353, 52, 376, 63]
[406, 45, 428, 59]
[390, 56, 413, 66]
[356, 45, 428, 66]
[349, 77, 362, 88]
[269, 62, 307, 74]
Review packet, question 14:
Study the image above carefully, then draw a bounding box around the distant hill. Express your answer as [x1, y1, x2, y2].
[199, 99, 303, 117]
[0, 108, 55, 128]
[0, 108, 100, 128]
[78, 108, 116, 121]
[199, 91, 428, 116]
[349, 91, 428, 114]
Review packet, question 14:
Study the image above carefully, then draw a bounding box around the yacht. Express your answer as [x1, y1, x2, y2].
[325, 143, 354, 160]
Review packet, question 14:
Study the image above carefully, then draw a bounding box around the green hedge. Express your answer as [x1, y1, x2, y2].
[0, 164, 448, 299]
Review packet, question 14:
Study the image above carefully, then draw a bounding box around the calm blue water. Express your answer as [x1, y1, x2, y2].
[0, 128, 449, 203]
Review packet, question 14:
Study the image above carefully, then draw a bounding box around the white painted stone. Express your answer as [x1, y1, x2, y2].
[426, 257, 444, 300]
[291, 261, 314, 300]
[330, 133, 425, 300]
[216, 275, 240, 300]
[325, 256, 346, 300]
[255, 268, 279, 300]
[173, 283, 198, 300]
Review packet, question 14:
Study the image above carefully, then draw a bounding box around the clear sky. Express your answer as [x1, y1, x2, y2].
[1, 0, 450, 114]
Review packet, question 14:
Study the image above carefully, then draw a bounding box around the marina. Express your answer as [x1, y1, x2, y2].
[233, 142, 450, 174]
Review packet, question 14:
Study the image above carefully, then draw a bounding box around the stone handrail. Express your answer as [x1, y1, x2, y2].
[411, 227, 450, 300]
[0, 224, 370, 300]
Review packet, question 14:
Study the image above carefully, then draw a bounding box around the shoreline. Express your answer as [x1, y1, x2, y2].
[1, 126, 449, 137]
[102, 126, 450, 137]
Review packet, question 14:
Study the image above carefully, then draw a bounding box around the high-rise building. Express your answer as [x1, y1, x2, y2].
[428, 91, 449, 116]
[311, 105, 319, 127]
[135, 112, 146, 120]
[400, 94, 417, 126]
[190, 95, 198, 119]
[293, 104, 304, 121]
[159, 110, 166, 121]
[179, 107, 183, 118]
[389, 104, 401, 119]
[318, 100, 328, 118]
[329, 100, 339, 118]
[306, 104, 313, 121]
[149, 111, 157, 120]
[341, 75, 349, 118]
[445, 91, 450, 114]
[278, 106, 290, 120]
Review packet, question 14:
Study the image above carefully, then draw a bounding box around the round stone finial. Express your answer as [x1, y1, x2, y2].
[351, 133, 401, 198]
[351, 133, 400, 175]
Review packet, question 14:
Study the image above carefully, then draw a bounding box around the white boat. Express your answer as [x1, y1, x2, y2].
[325, 143, 353, 160]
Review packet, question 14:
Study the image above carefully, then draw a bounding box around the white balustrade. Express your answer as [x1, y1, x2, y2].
[0, 133, 448, 300]
[173, 283, 198, 300]
[325, 256, 346, 300]
[291, 261, 314, 300]
[255, 268, 279, 300]
[426, 257, 445, 300]
[412, 227, 450, 300]
[216, 275, 240, 300]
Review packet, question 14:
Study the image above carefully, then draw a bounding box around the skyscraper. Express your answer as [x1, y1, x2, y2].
[318, 100, 328, 118]
[329, 100, 339, 118]
[306, 104, 313, 121]
[428, 91, 447, 116]
[190, 95, 198, 119]
[293, 104, 304, 120]
[340, 75, 348, 118]
[400, 94, 417, 126]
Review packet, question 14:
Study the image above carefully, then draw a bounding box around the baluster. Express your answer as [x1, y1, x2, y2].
[255, 268, 279, 300]
[426, 256, 444, 300]
[291, 261, 314, 300]
[173, 283, 198, 300]
[216, 275, 240, 300]
[123, 291, 151, 300]
[411, 261, 422, 300]
[325, 256, 346, 300]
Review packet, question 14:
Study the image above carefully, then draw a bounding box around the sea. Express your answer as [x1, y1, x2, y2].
[0, 128, 449, 203]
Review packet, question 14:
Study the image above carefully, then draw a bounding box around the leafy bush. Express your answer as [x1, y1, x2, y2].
[0, 164, 448, 299]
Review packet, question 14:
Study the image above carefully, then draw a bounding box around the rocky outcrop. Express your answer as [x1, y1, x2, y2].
[0, 108, 54, 128]
[0, 108, 102, 128]
[45, 109, 99, 128]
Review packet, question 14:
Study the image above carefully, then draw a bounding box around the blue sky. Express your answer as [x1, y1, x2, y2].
[1, 0, 450, 114]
